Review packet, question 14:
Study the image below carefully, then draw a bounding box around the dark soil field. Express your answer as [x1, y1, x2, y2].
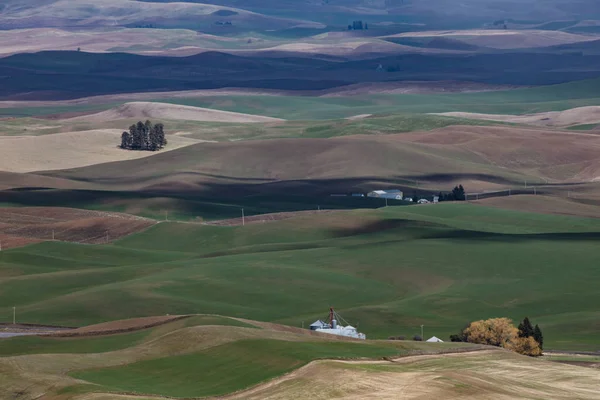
[0, 207, 155, 249]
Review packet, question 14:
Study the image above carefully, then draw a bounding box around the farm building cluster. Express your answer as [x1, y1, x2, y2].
[307, 308, 445, 342]
[331, 189, 439, 204]
[309, 308, 366, 339]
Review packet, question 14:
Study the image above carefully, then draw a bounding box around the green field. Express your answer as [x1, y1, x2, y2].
[0, 316, 253, 356]
[1, 203, 599, 351]
[72, 339, 403, 397]
[0, 314, 481, 399]
[150, 78, 600, 119]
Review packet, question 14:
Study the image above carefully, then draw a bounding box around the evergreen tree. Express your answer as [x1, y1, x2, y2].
[533, 324, 543, 350]
[518, 317, 534, 338]
[120, 131, 132, 149]
[144, 120, 153, 149]
[451, 185, 466, 201]
[155, 123, 167, 148]
[129, 124, 141, 150]
[148, 125, 158, 151]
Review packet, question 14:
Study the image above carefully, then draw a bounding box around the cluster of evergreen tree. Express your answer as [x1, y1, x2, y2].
[438, 184, 466, 202]
[120, 120, 167, 151]
[518, 317, 544, 350]
[348, 20, 368, 30]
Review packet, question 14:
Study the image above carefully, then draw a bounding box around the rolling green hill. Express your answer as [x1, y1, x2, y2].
[0, 314, 488, 399]
[1, 204, 599, 351]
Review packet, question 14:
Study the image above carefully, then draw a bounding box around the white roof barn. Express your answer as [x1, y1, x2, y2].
[426, 336, 444, 343]
[309, 320, 327, 330]
[367, 189, 403, 200]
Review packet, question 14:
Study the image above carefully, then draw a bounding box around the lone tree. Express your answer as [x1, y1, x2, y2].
[452, 184, 466, 201]
[120, 120, 167, 151]
[518, 317, 534, 338]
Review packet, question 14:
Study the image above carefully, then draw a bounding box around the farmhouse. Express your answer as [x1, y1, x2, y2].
[367, 189, 403, 200]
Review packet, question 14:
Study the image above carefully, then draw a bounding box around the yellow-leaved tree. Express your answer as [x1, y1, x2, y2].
[464, 318, 518, 347]
[463, 317, 542, 357]
[509, 336, 542, 357]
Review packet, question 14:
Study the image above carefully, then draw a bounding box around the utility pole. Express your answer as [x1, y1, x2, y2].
[242, 208, 245, 226]
[301, 321, 304, 329]
[421, 324, 424, 340]
[385, 198, 388, 207]
[524, 180, 527, 189]
[13, 307, 15, 325]
[534, 187, 537, 195]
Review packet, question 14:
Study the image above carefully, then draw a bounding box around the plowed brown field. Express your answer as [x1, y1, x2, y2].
[0, 207, 155, 249]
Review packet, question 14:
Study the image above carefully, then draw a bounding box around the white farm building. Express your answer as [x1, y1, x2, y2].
[309, 308, 366, 340]
[426, 336, 444, 343]
[367, 190, 403, 200]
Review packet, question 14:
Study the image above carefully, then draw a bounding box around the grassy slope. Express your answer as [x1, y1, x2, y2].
[0, 315, 253, 356]
[0, 313, 480, 399]
[71, 339, 404, 397]
[1, 204, 599, 350]
[154, 78, 600, 119]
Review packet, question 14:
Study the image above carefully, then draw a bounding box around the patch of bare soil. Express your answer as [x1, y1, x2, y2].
[0, 207, 155, 249]
[320, 81, 521, 96]
[438, 106, 600, 127]
[0, 129, 199, 173]
[398, 125, 600, 183]
[552, 360, 600, 369]
[385, 29, 596, 49]
[66, 102, 283, 124]
[52, 315, 189, 337]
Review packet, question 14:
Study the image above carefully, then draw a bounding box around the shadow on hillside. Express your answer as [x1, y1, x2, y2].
[330, 219, 442, 238]
[420, 229, 600, 242]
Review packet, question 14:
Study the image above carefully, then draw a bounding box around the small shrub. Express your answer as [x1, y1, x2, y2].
[413, 335, 423, 341]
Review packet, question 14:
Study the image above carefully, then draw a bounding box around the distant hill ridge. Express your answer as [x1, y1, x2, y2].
[66, 102, 284, 123]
